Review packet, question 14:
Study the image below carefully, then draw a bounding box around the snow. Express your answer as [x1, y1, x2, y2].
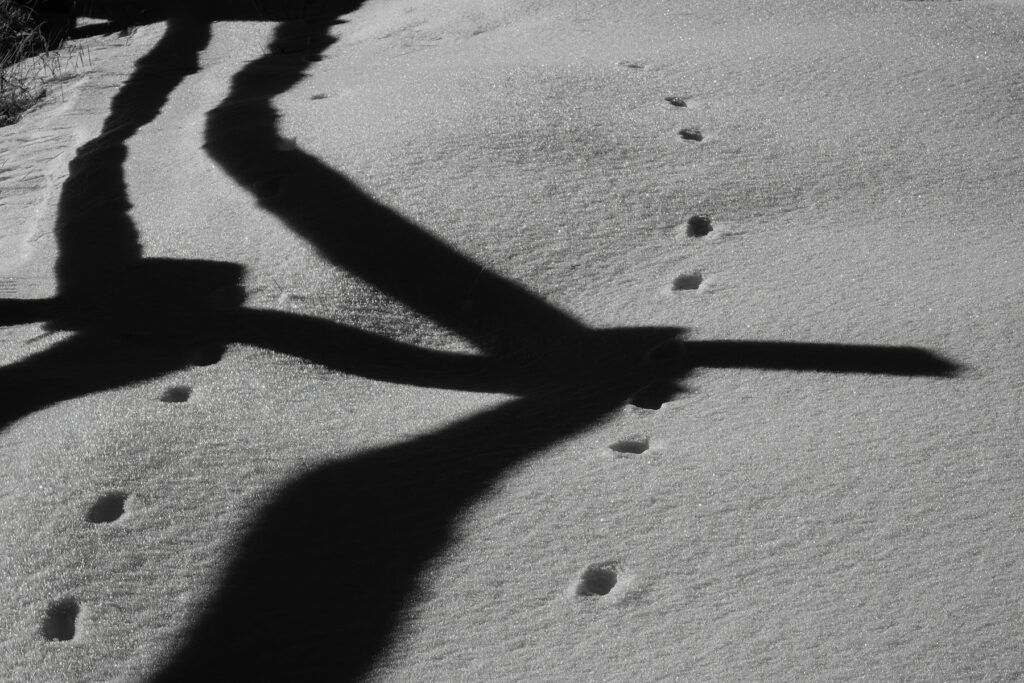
[1, 0, 1022, 680]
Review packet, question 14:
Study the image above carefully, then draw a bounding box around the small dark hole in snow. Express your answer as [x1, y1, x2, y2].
[576, 563, 618, 596]
[672, 272, 703, 290]
[665, 96, 688, 107]
[609, 438, 649, 455]
[87, 492, 128, 523]
[41, 598, 79, 641]
[679, 128, 704, 142]
[686, 215, 713, 237]
[160, 386, 191, 403]
[311, 93, 329, 100]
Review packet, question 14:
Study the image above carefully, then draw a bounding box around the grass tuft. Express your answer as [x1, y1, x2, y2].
[1, 0, 76, 126]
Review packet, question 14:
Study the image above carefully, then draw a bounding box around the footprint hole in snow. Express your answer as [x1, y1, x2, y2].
[609, 437, 649, 455]
[678, 128, 704, 142]
[686, 215, 713, 237]
[159, 386, 191, 403]
[311, 93, 329, 100]
[672, 272, 703, 291]
[665, 95, 688, 107]
[576, 562, 619, 597]
[41, 598, 79, 641]
[87, 492, 128, 524]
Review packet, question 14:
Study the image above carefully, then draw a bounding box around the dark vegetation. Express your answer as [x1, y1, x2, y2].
[0, 0, 56, 124]
[0, 1, 103, 125]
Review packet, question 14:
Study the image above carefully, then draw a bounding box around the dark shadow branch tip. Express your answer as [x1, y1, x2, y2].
[685, 340, 961, 378]
[0, 298, 60, 326]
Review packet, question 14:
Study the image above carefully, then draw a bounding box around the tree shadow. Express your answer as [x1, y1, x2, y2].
[0, 12, 214, 431]
[0, 5, 530, 431]
[152, 13, 959, 682]
[0, 5, 960, 681]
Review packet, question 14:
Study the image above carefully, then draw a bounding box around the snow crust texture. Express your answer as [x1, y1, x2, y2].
[1, 0, 1022, 681]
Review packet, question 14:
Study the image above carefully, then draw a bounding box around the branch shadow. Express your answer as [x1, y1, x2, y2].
[0, 4, 525, 430]
[0, 13, 215, 431]
[0, 5, 961, 681]
[152, 357, 678, 683]
[151, 13, 959, 683]
[202, 15, 589, 361]
[66, 0, 367, 29]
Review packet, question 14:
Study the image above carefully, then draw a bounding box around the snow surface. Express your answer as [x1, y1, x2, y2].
[1, 0, 1022, 680]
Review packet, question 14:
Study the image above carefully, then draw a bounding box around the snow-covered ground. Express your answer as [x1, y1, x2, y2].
[1, 0, 1022, 680]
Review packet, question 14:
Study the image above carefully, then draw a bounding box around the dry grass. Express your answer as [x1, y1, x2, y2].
[0, 0, 78, 126]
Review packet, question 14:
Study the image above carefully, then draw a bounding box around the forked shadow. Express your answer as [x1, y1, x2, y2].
[0, 7, 534, 432]
[0, 14, 214, 430]
[152, 14, 959, 683]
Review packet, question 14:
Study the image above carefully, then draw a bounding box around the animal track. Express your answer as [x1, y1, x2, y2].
[665, 96, 688, 107]
[618, 60, 646, 69]
[576, 562, 619, 596]
[678, 128, 704, 142]
[311, 93, 329, 100]
[87, 492, 128, 523]
[41, 598, 79, 641]
[160, 385, 191, 403]
[672, 272, 703, 291]
[609, 436, 649, 455]
[685, 215, 713, 237]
